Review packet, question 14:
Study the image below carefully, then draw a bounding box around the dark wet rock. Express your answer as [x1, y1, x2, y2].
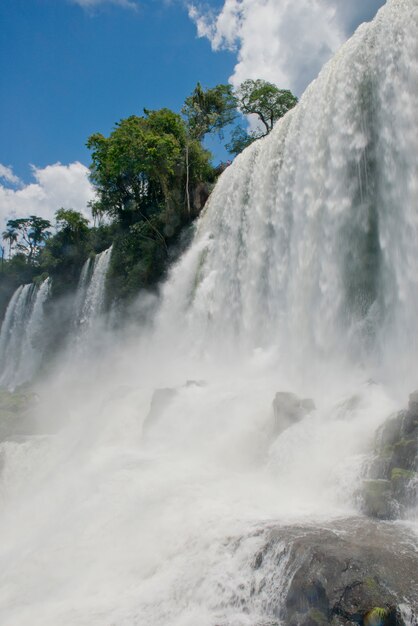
[143, 381, 206, 435]
[363, 393, 417, 519]
[272, 392, 315, 436]
[362, 479, 396, 520]
[192, 181, 212, 213]
[256, 519, 417, 625]
[337, 395, 363, 418]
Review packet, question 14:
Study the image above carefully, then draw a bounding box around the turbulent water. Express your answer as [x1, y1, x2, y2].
[0, 1, 418, 624]
[0, 278, 50, 389]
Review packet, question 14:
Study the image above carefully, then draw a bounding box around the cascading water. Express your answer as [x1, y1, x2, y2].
[0, 278, 50, 389]
[74, 246, 112, 336]
[157, 0, 418, 380]
[73, 254, 93, 324]
[0, 1, 417, 625]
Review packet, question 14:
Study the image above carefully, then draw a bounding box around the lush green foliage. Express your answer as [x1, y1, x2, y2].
[3, 216, 51, 262]
[227, 79, 298, 155]
[236, 79, 298, 135]
[182, 83, 237, 141]
[86, 107, 216, 302]
[1, 78, 298, 316]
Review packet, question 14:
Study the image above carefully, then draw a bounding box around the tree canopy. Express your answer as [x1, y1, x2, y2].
[235, 79, 298, 136]
[2, 216, 51, 262]
[182, 83, 237, 141]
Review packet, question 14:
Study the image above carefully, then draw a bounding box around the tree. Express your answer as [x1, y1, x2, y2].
[3, 216, 51, 262]
[87, 110, 186, 226]
[2, 225, 18, 259]
[235, 79, 298, 136]
[86, 107, 214, 301]
[38, 210, 94, 295]
[182, 83, 237, 141]
[181, 83, 236, 212]
[225, 126, 260, 156]
[55, 209, 89, 238]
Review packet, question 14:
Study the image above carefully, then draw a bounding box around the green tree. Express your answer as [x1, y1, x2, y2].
[4, 216, 51, 262]
[226, 79, 298, 155]
[182, 83, 236, 212]
[87, 107, 213, 301]
[2, 225, 18, 259]
[235, 79, 298, 136]
[87, 110, 187, 226]
[38, 209, 93, 296]
[55, 209, 90, 238]
[225, 126, 260, 156]
[182, 83, 237, 141]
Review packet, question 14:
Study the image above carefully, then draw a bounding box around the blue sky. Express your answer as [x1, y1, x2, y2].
[0, 0, 234, 181]
[0, 0, 385, 228]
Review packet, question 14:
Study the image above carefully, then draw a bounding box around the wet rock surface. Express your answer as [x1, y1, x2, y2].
[143, 387, 177, 434]
[363, 392, 418, 519]
[143, 380, 206, 435]
[272, 392, 315, 436]
[254, 518, 418, 626]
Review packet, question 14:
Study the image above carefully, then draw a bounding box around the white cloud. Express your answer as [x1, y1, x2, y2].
[72, 0, 139, 10]
[0, 164, 22, 187]
[0, 162, 95, 233]
[189, 0, 385, 95]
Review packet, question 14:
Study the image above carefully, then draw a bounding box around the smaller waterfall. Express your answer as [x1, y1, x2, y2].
[0, 278, 51, 389]
[74, 247, 112, 337]
[73, 256, 93, 325]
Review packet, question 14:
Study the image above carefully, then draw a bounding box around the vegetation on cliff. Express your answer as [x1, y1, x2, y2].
[0, 79, 297, 318]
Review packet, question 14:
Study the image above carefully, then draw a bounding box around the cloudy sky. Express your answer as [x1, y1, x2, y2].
[0, 0, 385, 231]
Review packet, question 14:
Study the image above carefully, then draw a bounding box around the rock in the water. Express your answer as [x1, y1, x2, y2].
[362, 479, 396, 520]
[363, 393, 418, 519]
[258, 519, 417, 625]
[272, 392, 315, 436]
[143, 387, 177, 434]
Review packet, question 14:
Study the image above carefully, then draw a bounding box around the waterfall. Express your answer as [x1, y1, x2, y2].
[157, 0, 418, 379]
[0, 278, 50, 389]
[73, 255, 93, 324]
[74, 247, 112, 336]
[0, 2, 417, 625]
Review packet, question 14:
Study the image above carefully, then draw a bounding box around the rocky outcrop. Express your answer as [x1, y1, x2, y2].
[142, 387, 177, 435]
[272, 392, 315, 437]
[362, 392, 418, 519]
[142, 380, 206, 435]
[251, 519, 417, 625]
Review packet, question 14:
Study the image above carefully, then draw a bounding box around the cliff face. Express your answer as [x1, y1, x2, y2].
[362, 392, 418, 520]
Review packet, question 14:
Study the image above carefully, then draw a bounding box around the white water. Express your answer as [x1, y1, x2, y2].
[0, 278, 50, 389]
[0, 1, 418, 624]
[74, 247, 112, 335]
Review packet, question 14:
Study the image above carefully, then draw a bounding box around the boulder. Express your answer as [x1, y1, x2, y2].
[142, 387, 177, 435]
[253, 519, 417, 625]
[363, 393, 418, 519]
[272, 392, 315, 436]
[362, 479, 396, 520]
